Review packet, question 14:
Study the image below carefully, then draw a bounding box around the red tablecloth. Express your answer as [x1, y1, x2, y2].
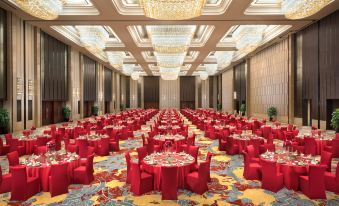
[142, 152, 195, 190]
[19, 139, 37, 155]
[232, 136, 265, 152]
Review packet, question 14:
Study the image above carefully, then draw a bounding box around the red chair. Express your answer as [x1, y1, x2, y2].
[8, 139, 25, 156]
[261, 126, 272, 139]
[141, 134, 147, 146]
[73, 154, 94, 184]
[218, 136, 227, 151]
[187, 133, 196, 146]
[299, 165, 326, 199]
[259, 144, 276, 154]
[324, 139, 339, 158]
[125, 153, 131, 184]
[64, 138, 78, 153]
[7, 151, 19, 167]
[10, 166, 40, 201]
[320, 151, 332, 172]
[324, 162, 339, 194]
[130, 162, 153, 195]
[137, 146, 148, 164]
[260, 159, 284, 192]
[186, 162, 209, 195]
[49, 162, 69, 197]
[77, 139, 89, 158]
[109, 135, 120, 152]
[96, 138, 110, 156]
[303, 137, 317, 156]
[161, 166, 178, 200]
[36, 136, 48, 146]
[242, 151, 261, 180]
[187, 145, 199, 164]
[146, 138, 160, 154]
[0, 138, 10, 155]
[246, 145, 260, 163]
[226, 136, 239, 155]
[0, 165, 12, 193]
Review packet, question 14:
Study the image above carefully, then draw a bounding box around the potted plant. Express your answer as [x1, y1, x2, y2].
[62, 106, 71, 122]
[0, 108, 10, 134]
[239, 104, 246, 116]
[267, 106, 277, 121]
[330, 108, 339, 133]
[120, 104, 125, 111]
[92, 105, 99, 116]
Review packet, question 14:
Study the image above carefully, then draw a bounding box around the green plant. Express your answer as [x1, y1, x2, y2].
[62, 106, 71, 121]
[239, 104, 246, 115]
[330, 108, 339, 132]
[217, 103, 222, 111]
[120, 104, 125, 111]
[0, 108, 10, 134]
[267, 106, 277, 120]
[92, 105, 99, 116]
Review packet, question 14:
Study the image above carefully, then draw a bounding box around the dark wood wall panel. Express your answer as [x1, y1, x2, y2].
[319, 10, 339, 121]
[209, 77, 214, 108]
[0, 8, 6, 101]
[234, 62, 246, 111]
[83, 56, 96, 102]
[104, 68, 112, 102]
[144, 76, 159, 109]
[41, 32, 68, 101]
[180, 76, 195, 109]
[126, 76, 130, 108]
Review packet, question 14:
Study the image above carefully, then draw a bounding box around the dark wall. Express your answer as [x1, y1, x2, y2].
[209, 77, 214, 108]
[295, 9, 339, 128]
[104, 68, 112, 102]
[234, 62, 246, 111]
[180, 76, 195, 109]
[0, 8, 6, 101]
[144, 76, 159, 109]
[126, 76, 130, 108]
[83, 56, 96, 102]
[41, 32, 68, 101]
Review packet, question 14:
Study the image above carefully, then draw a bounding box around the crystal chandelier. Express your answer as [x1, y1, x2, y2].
[146, 25, 196, 53]
[155, 52, 186, 68]
[76, 26, 109, 53]
[131, 72, 140, 81]
[161, 72, 179, 80]
[106, 52, 125, 69]
[215, 51, 234, 68]
[139, 0, 207, 20]
[205, 64, 218, 75]
[233, 25, 266, 53]
[282, 0, 332, 19]
[159, 67, 180, 80]
[13, 0, 64, 20]
[122, 64, 135, 75]
[199, 71, 208, 80]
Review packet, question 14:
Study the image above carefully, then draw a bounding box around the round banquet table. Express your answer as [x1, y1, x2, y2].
[295, 135, 333, 155]
[142, 152, 195, 191]
[232, 135, 265, 153]
[19, 138, 37, 155]
[260, 151, 319, 190]
[23, 152, 80, 192]
[153, 134, 186, 150]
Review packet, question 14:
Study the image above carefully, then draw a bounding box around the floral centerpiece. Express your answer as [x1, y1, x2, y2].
[46, 140, 56, 152]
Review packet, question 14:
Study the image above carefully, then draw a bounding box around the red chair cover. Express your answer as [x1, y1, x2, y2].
[130, 162, 153, 195]
[125, 153, 131, 184]
[73, 154, 94, 184]
[0, 138, 10, 155]
[320, 151, 332, 172]
[34, 146, 47, 155]
[300, 165, 326, 199]
[137, 146, 148, 163]
[242, 151, 261, 180]
[324, 139, 339, 158]
[77, 139, 89, 158]
[96, 138, 110, 156]
[324, 162, 339, 194]
[7, 151, 19, 167]
[304, 137, 317, 156]
[186, 162, 209, 195]
[0, 165, 12, 193]
[49, 162, 69, 197]
[10, 166, 40, 201]
[187, 145, 199, 164]
[161, 166, 178, 200]
[260, 159, 283, 192]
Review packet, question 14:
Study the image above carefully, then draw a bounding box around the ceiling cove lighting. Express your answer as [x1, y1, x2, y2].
[205, 64, 218, 75]
[76, 26, 109, 53]
[106, 52, 126, 69]
[139, 0, 207, 20]
[233, 25, 266, 53]
[146, 25, 196, 53]
[215, 51, 234, 68]
[199, 71, 208, 80]
[282, 0, 332, 19]
[13, 0, 64, 20]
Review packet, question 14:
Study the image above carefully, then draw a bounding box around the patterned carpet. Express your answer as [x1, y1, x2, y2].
[0, 115, 339, 206]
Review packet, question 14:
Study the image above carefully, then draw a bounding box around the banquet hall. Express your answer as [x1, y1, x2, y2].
[0, 0, 339, 205]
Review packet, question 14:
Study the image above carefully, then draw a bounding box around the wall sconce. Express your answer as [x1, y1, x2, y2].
[28, 80, 34, 97]
[16, 77, 23, 97]
[98, 91, 103, 101]
[233, 91, 237, 100]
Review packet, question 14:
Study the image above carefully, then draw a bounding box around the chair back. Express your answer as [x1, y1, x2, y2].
[141, 134, 146, 146]
[125, 153, 131, 174]
[249, 139, 261, 157]
[50, 162, 69, 189]
[331, 139, 339, 157]
[86, 154, 95, 174]
[336, 133, 339, 140]
[7, 151, 19, 166]
[146, 137, 155, 154]
[5, 134, 12, 144]
[222, 128, 230, 139]
[198, 162, 209, 184]
[10, 166, 28, 198]
[137, 146, 148, 163]
[262, 126, 272, 139]
[206, 152, 213, 162]
[308, 165, 326, 191]
[99, 138, 110, 153]
[130, 162, 141, 194]
[320, 151, 332, 170]
[187, 145, 199, 164]
[261, 159, 278, 183]
[161, 166, 178, 200]
[304, 137, 317, 155]
[77, 138, 89, 158]
[35, 146, 47, 155]
[246, 145, 257, 159]
[87, 146, 95, 156]
[8, 138, 19, 152]
[36, 136, 48, 146]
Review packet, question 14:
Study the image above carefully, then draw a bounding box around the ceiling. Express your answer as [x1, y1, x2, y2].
[1, 0, 339, 76]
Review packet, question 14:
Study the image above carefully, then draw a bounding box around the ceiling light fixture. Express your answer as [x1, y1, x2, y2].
[233, 25, 266, 53]
[155, 52, 186, 68]
[13, 0, 64, 20]
[76, 26, 109, 54]
[282, 0, 332, 19]
[199, 71, 208, 80]
[205, 64, 218, 75]
[139, 0, 207, 20]
[215, 51, 234, 68]
[106, 52, 125, 69]
[122, 64, 135, 75]
[131, 72, 140, 80]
